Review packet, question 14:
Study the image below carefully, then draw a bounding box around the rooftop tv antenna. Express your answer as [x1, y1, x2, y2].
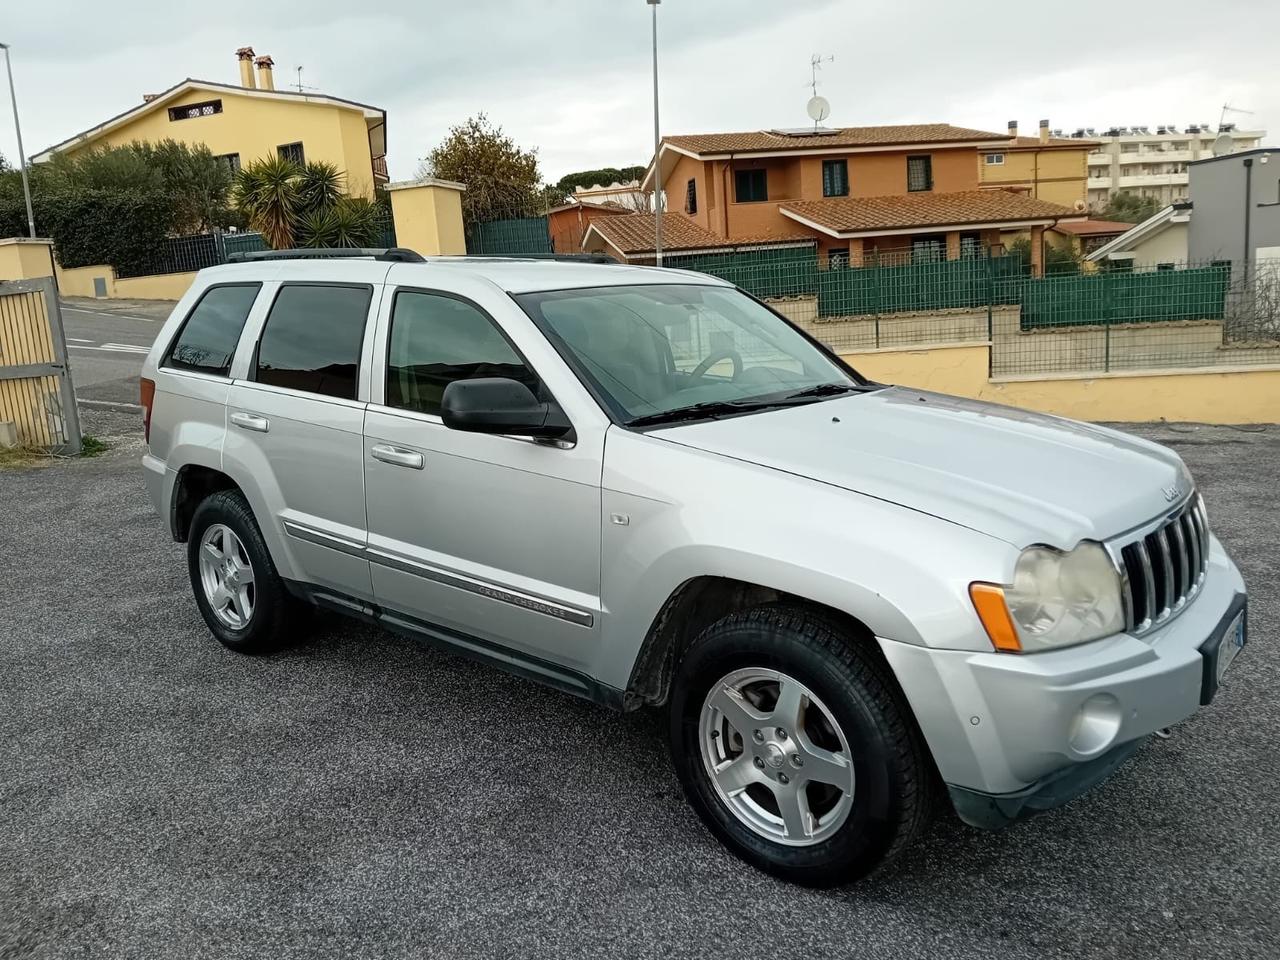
[806, 54, 833, 131]
[293, 65, 318, 94]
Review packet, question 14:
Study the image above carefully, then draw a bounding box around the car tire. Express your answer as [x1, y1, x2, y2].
[187, 489, 304, 655]
[668, 603, 935, 887]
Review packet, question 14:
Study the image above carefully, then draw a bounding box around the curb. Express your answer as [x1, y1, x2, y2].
[79, 399, 143, 413]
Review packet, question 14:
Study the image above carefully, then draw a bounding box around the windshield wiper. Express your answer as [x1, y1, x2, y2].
[782, 382, 868, 400]
[625, 398, 786, 428]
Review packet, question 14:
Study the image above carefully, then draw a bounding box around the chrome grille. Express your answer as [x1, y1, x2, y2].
[1112, 494, 1210, 635]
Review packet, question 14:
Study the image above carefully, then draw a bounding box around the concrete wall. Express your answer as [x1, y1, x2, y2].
[54, 262, 195, 301]
[1188, 153, 1280, 264]
[0, 239, 57, 281]
[841, 341, 1280, 424]
[57, 87, 378, 198]
[385, 178, 467, 256]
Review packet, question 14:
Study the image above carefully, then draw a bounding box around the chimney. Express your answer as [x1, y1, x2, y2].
[255, 55, 275, 91]
[1008, 120, 1018, 138]
[1039, 118, 1050, 144]
[236, 46, 256, 88]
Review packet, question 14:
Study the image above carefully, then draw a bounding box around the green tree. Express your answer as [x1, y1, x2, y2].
[131, 140, 236, 233]
[234, 157, 380, 249]
[419, 114, 544, 223]
[1101, 191, 1160, 224]
[554, 165, 646, 196]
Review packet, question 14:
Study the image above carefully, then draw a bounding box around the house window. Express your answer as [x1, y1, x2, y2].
[216, 153, 241, 175]
[911, 236, 944, 262]
[167, 99, 223, 122]
[734, 168, 768, 203]
[907, 155, 933, 192]
[277, 141, 305, 166]
[685, 178, 697, 215]
[828, 247, 850, 269]
[984, 153, 1005, 165]
[822, 159, 849, 197]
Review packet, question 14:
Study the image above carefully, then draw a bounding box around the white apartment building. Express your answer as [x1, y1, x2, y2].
[1066, 123, 1266, 210]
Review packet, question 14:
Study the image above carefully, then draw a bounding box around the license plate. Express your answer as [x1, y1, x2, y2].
[1217, 610, 1246, 683]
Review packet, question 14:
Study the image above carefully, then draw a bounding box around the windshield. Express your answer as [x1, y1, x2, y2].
[514, 284, 862, 424]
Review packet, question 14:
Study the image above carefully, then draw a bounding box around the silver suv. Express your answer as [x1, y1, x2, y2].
[140, 249, 1248, 886]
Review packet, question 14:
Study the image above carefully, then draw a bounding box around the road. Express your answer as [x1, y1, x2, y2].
[60, 298, 172, 406]
[0, 408, 1277, 960]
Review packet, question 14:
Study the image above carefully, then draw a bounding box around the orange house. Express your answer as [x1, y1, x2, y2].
[584, 124, 1084, 274]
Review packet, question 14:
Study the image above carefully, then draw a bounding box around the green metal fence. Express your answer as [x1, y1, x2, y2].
[664, 246, 818, 299]
[818, 254, 1027, 317]
[466, 217, 552, 255]
[1007, 263, 1232, 329]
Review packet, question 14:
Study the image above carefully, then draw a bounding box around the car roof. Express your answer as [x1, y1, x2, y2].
[195, 255, 730, 295]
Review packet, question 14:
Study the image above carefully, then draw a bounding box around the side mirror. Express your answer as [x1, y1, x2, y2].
[440, 377, 573, 440]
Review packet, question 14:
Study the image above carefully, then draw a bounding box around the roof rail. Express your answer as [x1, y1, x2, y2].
[225, 247, 425, 264]
[458, 253, 617, 265]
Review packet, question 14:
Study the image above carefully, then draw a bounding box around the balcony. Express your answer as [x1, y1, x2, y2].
[1117, 173, 1187, 187]
[372, 155, 389, 181]
[1087, 176, 1113, 189]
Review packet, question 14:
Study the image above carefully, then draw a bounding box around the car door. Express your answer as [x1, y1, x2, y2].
[223, 276, 380, 601]
[362, 280, 603, 673]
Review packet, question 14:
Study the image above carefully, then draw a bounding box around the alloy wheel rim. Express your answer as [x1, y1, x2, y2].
[198, 524, 255, 630]
[698, 667, 855, 846]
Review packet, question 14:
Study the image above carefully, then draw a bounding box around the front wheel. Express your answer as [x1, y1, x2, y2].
[187, 489, 305, 655]
[668, 604, 934, 887]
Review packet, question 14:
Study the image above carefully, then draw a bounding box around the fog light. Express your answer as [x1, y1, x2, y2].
[1068, 694, 1123, 756]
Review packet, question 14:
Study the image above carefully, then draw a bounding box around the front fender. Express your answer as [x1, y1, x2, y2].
[592, 430, 1014, 692]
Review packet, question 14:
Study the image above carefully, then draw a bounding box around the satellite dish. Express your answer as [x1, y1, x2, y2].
[806, 95, 831, 123]
[1212, 133, 1235, 156]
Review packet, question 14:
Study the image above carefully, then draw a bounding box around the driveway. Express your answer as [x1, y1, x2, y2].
[1, 409, 1276, 960]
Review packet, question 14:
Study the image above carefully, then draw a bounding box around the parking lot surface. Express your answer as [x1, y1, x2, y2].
[1, 409, 1276, 960]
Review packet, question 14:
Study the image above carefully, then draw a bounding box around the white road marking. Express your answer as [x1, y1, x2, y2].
[69, 343, 152, 355]
[62, 306, 161, 323]
[65, 337, 93, 343]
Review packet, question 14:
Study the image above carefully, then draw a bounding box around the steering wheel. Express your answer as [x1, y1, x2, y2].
[690, 348, 743, 380]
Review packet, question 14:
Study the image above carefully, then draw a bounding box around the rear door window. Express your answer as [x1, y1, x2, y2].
[253, 284, 372, 400]
[164, 284, 260, 376]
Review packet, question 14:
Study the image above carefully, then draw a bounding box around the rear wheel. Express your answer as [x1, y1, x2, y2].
[187, 490, 304, 654]
[668, 604, 934, 887]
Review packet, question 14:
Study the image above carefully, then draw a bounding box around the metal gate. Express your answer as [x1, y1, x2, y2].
[0, 277, 81, 454]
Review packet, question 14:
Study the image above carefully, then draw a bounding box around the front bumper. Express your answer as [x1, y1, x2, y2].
[879, 535, 1247, 824]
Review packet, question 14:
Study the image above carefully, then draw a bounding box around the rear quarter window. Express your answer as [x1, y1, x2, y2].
[164, 284, 261, 376]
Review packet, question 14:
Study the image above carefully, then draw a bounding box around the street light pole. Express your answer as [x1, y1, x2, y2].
[647, 0, 662, 266]
[0, 43, 36, 239]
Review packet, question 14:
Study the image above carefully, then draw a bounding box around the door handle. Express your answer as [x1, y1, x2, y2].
[230, 412, 270, 433]
[371, 443, 425, 470]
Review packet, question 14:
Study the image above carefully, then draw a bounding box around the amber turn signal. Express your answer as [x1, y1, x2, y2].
[969, 582, 1022, 652]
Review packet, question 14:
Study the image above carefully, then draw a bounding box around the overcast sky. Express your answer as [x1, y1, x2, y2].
[2, 0, 1277, 184]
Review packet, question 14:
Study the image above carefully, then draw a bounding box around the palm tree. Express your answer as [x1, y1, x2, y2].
[235, 158, 380, 250]
[234, 155, 300, 249]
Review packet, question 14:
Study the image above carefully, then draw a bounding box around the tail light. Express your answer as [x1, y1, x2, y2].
[140, 377, 156, 443]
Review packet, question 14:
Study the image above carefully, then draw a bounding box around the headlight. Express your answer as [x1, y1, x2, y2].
[970, 542, 1124, 653]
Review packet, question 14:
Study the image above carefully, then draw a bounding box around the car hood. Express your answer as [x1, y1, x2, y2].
[652, 386, 1191, 549]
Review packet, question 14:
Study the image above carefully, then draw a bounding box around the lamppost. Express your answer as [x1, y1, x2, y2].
[0, 42, 35, 238]
[647, 0, 663, 265]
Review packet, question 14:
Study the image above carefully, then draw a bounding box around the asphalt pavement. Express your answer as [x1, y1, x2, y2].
[0, 409, 1276, 959]
[59, 298, 172, 406]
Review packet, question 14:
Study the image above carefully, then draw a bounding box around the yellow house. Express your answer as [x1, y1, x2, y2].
[31, 47, 387, 198]
[978, 120, 1094, 209]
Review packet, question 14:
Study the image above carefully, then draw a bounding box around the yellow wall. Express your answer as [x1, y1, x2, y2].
[385, 180, 467, 256]
[0, 239, 56, 280]
[981, 146, 1089, 208]
[54, 262, 195, 301]
[842, 342, 1280, 424]
[58, 86, 378, 198]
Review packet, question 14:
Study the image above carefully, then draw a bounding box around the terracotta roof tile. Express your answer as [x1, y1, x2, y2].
[665, 124, 1006, 155]
[1051, 219, 1134, 236]
[587, 213, 813, 256]
[780, 190, 1077, 234]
